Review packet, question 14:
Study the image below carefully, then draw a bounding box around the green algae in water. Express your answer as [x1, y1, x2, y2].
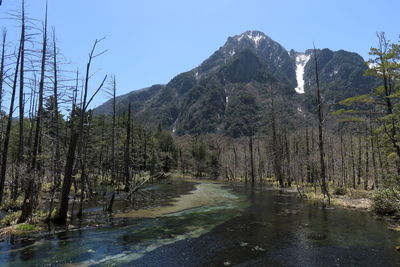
[2, 183, 249, 267]
[81, 184, 250, 266]
[3, 183, 398, 266]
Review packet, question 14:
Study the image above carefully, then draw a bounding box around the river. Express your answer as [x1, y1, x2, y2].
[0, 181, 399, 266]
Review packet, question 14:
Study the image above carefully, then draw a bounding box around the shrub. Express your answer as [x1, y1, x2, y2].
[334, 187, 347, 196]
[0, 197, 23, 212]
[372, 189, 400, 216]
[0, 211, 21, 226]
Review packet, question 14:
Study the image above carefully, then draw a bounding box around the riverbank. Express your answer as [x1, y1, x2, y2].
[298, 184, 400, 235]
[303, 188, 372, 210]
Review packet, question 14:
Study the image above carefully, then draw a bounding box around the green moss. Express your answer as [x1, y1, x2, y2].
[16, 223, 38, 232]
[13, 223, 42, 236]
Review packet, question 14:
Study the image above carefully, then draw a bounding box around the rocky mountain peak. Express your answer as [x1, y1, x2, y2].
[231, 30, 269, 48]
[94, 31, 378, 136]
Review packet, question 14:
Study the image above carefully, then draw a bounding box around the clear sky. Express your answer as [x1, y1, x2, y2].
[0, 0, 399, 108]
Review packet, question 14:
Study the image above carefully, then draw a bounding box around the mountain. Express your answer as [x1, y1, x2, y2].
[94, 31, 378, 137]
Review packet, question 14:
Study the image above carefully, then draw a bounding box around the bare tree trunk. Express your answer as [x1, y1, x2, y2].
[111, 77, 116, 183]
[313, 47, 329, 202]
[0, 29, 5, 115]
[0, 33, 21, 204]
[27, 81, 37, 162]
[52, 29, 61, 188]
[55, 132, 78, 224]
[329, 138, 335, 183]
[364, 140, 369, 190]
[249, 136, 255, 184]
[18, 0, 26, 167]
[305, 127, 312, 184]
[143, 129, 147, 171]
[357, 135, 362, 186]
[369, 120, 378, 189]
[30, 6, 47, 172]
[350, 135, 356, 189]
[340, 135, 345, 187]
[75, 39, 107, 219]
[376, 142, 386, 185]
[257, 140, 263, 182]
[232, 143, 238, 179]
[124, 102, 131, 188]
[18, 5, 48, 223]
[284, 132, 292, 187]
[53, 70, 79, 224]
[270, 95, 284, 187]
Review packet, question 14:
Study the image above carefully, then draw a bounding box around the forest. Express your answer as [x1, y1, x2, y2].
[0, 1, 399, 266]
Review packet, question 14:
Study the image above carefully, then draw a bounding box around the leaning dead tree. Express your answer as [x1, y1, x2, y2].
[55, 38, 107, 224]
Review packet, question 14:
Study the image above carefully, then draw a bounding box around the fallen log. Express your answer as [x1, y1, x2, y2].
[126, 173, 171, 201]
[126, 176, 151, 201]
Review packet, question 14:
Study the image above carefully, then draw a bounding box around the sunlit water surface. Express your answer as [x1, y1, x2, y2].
[0, 181, 399, 266]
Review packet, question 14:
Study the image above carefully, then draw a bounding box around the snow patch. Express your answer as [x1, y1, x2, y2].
[236, 32, 266, 48]
[294, 54, 311, 94]
[229, 49, 236, 56]
[225, 96, 229, 104]
[246, 33, 265, 48]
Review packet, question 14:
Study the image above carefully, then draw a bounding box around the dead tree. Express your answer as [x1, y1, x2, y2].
[313, 46, 330, 202]
[124, 102, 131, 188]
[270, 92, 284, 187]
[17, 0, 26, 168]
[18, 4, 48, 223]
[111, 76, 116, 183]
[0, 29, 5, 114]
[76, 39, 107, 218]
[0, 34, 21, 204]
[350, 135, 356, 189]
[46, 29, 61, 221]
[53, 71, 79, 224]
[51, 29, 61, 187]
[249, 136, 255, 184]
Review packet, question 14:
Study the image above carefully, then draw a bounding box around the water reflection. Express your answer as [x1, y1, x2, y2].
[0, 182, 399, 267]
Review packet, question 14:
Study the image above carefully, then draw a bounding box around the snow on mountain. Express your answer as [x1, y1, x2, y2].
[295, 54, 311, 94]
[235, 31, 266, 48]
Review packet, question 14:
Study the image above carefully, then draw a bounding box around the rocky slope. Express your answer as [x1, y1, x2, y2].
[94, 31, 378, 137]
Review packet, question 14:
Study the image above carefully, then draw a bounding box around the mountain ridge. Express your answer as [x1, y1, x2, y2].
[94, 30, 378, 136]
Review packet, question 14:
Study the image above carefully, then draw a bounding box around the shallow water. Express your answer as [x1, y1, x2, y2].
[0, 182, 399, 266]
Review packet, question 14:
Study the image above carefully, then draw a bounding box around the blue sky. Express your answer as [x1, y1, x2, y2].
[0, 0, 399, 108]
